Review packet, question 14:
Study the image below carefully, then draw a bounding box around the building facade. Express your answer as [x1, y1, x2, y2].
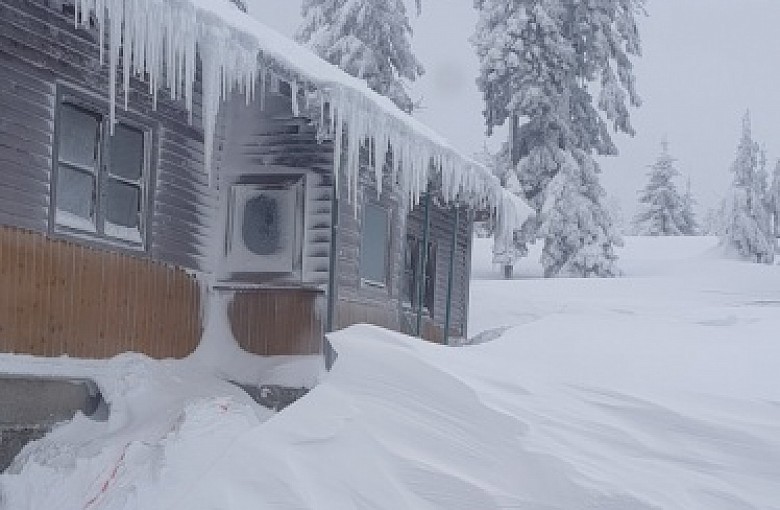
[0, 0, 524, 360]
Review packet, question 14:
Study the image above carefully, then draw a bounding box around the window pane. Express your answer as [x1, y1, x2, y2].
[58, 103, 99, 170]
[56, 165, 95, 228]
[109, 123, 144, 181]
[105, 178, 140, 230]
[360, 204, 389, 284]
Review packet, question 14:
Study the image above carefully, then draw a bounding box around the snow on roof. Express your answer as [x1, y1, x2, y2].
[71, 0, 532, 235]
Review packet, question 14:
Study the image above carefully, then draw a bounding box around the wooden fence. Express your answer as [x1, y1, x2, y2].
[0, 226, 201, 358]
[228, 288, 324, 356]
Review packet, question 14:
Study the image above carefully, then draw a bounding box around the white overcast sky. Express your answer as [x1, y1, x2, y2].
[246, 0, 780, 216]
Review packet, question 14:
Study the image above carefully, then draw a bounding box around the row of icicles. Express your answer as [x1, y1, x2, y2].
[70, 0, 525, 238]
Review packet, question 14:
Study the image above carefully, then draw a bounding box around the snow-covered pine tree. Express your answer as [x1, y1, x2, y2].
[606, 195, 627, 236]
[539, 149, 621, 277]
[771, 159, 780, 238]
[721, 112, 775, 263]
[472, 0, 644, 277]
[701, 207, 724, 236]
[633, 140, 695, 236]
[297, 0, 424, 113]
[681, 177, 699, 235]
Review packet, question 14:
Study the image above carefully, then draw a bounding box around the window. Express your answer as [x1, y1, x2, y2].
[54, 98, 148, 246]
[359, 203, 390, 286]
[224, 177, 304, 276]
[403, 234, 436, 314]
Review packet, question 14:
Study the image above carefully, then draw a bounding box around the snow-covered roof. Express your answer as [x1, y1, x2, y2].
[71, 0, 532, 235]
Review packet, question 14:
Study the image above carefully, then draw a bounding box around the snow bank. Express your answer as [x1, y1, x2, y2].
[3, 236, 779, 509]
[68, 0, 531, 238]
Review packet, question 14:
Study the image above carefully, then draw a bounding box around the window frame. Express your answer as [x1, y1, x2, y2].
[50, 85, 154, 252]
[359, 202, 392, 289]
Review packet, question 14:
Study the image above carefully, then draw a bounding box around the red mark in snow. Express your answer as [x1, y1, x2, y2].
[84, 444, 129, 509]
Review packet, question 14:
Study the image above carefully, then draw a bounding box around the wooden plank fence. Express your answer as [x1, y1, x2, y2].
[228, 288, 324, 356]
[0, 225, 201, 358]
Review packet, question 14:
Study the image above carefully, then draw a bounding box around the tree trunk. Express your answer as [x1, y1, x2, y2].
[503, 264, 513, 279]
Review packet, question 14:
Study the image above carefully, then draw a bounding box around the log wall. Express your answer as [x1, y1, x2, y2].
[0, 225, 201, 358]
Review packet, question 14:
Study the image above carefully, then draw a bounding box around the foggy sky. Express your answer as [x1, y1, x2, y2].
[246, 0, 780, 218]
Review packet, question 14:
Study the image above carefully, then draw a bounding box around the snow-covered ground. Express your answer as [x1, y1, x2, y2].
[2, 236, 780, 509]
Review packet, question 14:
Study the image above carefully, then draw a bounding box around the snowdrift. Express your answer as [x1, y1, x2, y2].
[2, 236, 780, 509]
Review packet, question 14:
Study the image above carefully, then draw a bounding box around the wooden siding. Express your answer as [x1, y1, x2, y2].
[333, 165, 473, 343]
[333, 144, 407, 335]
[403, 201, 472, 342]
[0, 0, 215, 273]
[227, 288, 324, 355]
[0, 225, 201, 358]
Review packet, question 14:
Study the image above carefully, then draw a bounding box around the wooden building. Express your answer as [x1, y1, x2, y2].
[0, 0, 529, 361]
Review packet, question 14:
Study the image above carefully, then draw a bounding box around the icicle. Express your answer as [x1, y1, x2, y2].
[291, 81, 300, 117]
[122, 0, 131, 112]
[70, 0, 527, 235]
[97, 0, 105, 66]
[318, 90, 326, 141]
[107, 0, 121, 133]
[259, 66, 266, 111]
[303, 84, 310, 114]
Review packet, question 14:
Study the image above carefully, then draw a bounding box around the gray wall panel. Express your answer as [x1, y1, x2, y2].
[218, 90, 334, 287]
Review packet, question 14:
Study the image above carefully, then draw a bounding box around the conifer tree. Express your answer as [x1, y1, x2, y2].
[680, 177, 699, 235]
[702, 206, 725, 236]
[472, 0, 644, 277]
[540, 150, 621, 277]
[771, 159, 780, 238]
[297, 0, 424, 113]
[633, 140, 696, 236]
[721, 112, 775, 263]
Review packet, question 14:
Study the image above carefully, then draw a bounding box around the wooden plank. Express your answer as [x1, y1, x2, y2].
[131, 256, 142, 355]
[70, 244, 83, 357]
[97, 249, 109, 352]
[159, 263, 171, 355]
[186, 276, 197, 355]
[149, 260, 159, 357]
[12, 227, 22, 353]
[127, 254, 138, 354]
[87, 246, 102, 357]
[108, 251, 122, 355]
[179, 269, 190, 355]
[40, 227, 51, 356]
[145, 260, 156, 358]
[248, 293, 258, 353]
[167, 266, 180, 355]
[141, 258, 151, 356]
[0, 226, 7, 351]
[28, 230, 39, 354]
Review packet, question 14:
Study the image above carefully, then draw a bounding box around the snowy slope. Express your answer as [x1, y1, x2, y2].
[2, 236, 780, 509]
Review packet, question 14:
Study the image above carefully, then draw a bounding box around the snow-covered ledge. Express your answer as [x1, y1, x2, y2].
[70, 0, 532, 240]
